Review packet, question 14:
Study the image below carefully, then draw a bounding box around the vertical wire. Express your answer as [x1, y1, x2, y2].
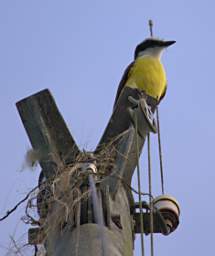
[148, 19, 165, 194]
[156, 108, 165, 194]
[147, 133, 154, 256]
[75, 189, 81, 256]
[148, 19, 155, 256]
[135, 113, 145, 256]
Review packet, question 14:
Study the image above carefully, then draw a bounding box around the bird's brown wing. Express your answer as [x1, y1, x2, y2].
[158, 83, 167, 103]
[113, 62, 134, 110]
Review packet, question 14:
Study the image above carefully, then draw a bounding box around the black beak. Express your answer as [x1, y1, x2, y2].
[163, 40, 176, 47]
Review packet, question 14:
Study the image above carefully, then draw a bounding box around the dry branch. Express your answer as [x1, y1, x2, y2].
[0, 186, 38, 222]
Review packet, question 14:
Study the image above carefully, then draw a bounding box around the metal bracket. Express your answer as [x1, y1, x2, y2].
[133, 199, 180, 236]
[128, 96, 157, 137]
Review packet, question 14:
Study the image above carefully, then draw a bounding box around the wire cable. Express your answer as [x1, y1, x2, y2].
[147, 133, 154, 256]
[156, 107, 165, 194]
[134, 113, 145, 256]
[148, 19, 165, 194]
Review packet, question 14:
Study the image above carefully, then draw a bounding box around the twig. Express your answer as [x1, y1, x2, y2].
[9, 236, 24, 256]
[0, 186, 38, 222]
[34, 245, 38, 256]
[23, 197, 40, 225]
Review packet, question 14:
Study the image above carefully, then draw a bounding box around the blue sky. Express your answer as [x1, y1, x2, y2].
[0, 0, 214, 255]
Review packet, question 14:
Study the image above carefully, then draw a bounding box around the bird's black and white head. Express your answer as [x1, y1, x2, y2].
[134, 38, 176, 60]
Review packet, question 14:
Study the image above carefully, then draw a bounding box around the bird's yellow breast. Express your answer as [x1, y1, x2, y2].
[125, 56, 167, 100]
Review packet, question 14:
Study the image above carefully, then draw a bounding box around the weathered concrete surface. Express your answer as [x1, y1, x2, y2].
[45, 185, 134, 256]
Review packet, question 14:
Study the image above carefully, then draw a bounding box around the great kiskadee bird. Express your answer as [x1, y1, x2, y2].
[113, 38, 176, 109]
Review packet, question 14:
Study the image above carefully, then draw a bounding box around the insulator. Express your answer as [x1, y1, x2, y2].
[153, 194, 180, 235]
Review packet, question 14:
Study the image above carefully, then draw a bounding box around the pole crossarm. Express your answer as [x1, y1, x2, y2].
[96, 87, 156, 201]
[16, 89, 80, 179]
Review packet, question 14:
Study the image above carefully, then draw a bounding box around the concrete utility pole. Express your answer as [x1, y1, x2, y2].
[16, 89, 179, 256]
